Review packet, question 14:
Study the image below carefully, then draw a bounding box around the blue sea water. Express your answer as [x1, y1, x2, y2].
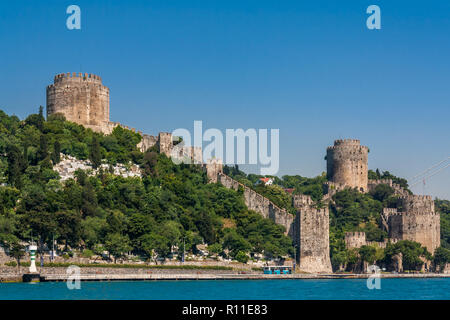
[0, 279, 449, 300]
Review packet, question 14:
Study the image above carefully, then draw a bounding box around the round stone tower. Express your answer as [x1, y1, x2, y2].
[326, 139, 369, 192]
[46, 72, 110, 133]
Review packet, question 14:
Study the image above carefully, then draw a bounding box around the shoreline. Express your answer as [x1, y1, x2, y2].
[2, 271, 450, 283]
[38, 273, 450, 282]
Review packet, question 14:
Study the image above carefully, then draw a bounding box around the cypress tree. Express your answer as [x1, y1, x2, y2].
[51, 141, 61, 164]
[89, 136, 102, 169]
[37, 134, 48, 162]
[37, 106, 45, 131]
[6, 145, 24, 188]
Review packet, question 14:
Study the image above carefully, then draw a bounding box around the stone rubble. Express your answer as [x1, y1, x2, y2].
[53, 153, 142, 181]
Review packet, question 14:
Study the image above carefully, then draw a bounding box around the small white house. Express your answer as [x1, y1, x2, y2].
[255, 177, 274, 186]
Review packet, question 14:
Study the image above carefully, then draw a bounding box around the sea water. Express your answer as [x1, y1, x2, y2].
[0, 278, 449, 300]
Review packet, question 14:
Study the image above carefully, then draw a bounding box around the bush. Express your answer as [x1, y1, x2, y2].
[235, 251, 249, 263]
[434, 247, 450, 270]
[208, 243, 223, 255]
[4, 261, 17, 267]
[81, 249, 94, 258]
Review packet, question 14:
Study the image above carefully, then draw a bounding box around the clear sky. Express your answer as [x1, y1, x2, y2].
[0, 0, 449, 199]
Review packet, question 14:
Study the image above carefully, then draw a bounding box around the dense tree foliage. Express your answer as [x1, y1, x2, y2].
[0, 109, 292, 262]
[436, 199, 450, 249]
[0, 109, 449, 270]
[223, 165, 327, 209]
[368, 169, 411, 192]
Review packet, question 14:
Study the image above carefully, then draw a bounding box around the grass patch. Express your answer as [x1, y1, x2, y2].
[5, 261, 233, 271]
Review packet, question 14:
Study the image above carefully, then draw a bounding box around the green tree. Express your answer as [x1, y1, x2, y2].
[370, 184, 394, 203]
[235, 251, 249, 263]
[208, 243, 223, 256]
[55, 210, 82, 249]
[105, 233, 132, 263]
[4, 237, 26, 273]
[385, 240, 431, 271]
[433, 247, 450, 271]
[160, 220, 182, 250]
[51, 141, 61, 164]
[37, 134, 49, 163]
[145, 233, 171, 261]
[37, 106, 45, 131]
[89, 136, 102, 169]
[223, 229, 251, 258]
[6, 145, 25, 188]
[359, 245, 377, 265]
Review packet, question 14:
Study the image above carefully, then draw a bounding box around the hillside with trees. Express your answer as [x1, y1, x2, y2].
[224, 164, 450, 272]
[0, 108, 449, 271]
[0, 108, 292, 264]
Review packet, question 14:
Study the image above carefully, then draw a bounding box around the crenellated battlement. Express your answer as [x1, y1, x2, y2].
[368, 179, 410, 197]
[383, 208, 398, 215]
[292, 194, 313, 208]
[345, 231, 366, 238]
[53, 72, 103, 84]
[386, 211, 404, 217]
[344, 231, 400, 249]
[334, 139, 360, 146]
[344, 231, 367, 249]
[326, 139, 369, 151]
[401, 194, 433, 201]
[370, 179, 394, 185]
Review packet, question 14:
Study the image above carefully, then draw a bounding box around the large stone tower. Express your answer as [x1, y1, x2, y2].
[293, 194, 332, 273]
[46, 72, 110, 133]
[385, 195, 440, 254]
[326, 139, 369, 192]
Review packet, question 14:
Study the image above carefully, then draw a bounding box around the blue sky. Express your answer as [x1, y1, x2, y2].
[0, 0, 449, 199]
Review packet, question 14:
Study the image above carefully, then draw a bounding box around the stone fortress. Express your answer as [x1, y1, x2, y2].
[47, 73, 110, 133]
[46, 73, 200, 162]
[328, 140, 440, 255]
[326, 139, 369, 192]
[46, 73, 440, 273]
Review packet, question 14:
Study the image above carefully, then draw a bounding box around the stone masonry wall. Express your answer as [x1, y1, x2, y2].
[293, 194, 332, 273]
[47, 73, 110, 133]
[217, 173, 294, 237]
[345, 232, 367, 249]
[326, 139, 369, 192]
[344, 232, 399, 249]
[399, 195, 440, 254]
[368, 179, 411, 197]
[205, 158, 223, 183]
[382, 195, 440, 254]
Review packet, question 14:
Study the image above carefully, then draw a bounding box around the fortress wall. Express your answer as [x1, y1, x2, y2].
[367, 179, 410, 197]
[217, 173, 293, 237]
[158, 132, 173, 157]
[294, 199, 332, 273]
[205, 159, 223, 183]
[344, 232, 398, 249]
[385, 195, 440, 254]
[401, 213, 439, 253]
[345, 232, 367, 249]
[399, 195, 440, 254]
[137, 134, 158, 152]
[388, 213, 404, 240]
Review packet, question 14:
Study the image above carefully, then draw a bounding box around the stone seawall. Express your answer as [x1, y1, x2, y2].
[0, 266, 243, 276]
[217, 173, 294, 237]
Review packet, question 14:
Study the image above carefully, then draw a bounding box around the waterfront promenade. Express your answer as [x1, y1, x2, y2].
[38, 273, 450, 282]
